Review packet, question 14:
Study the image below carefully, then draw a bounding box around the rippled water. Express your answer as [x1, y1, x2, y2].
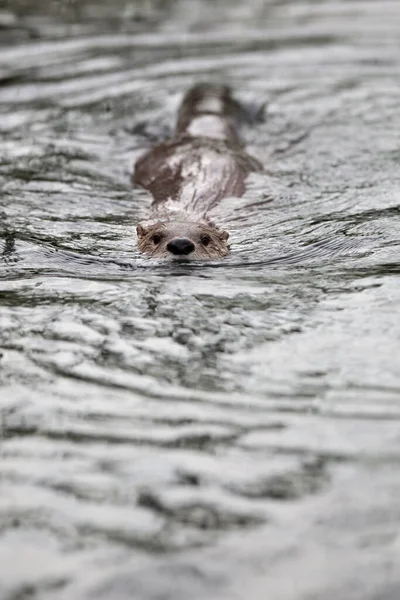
[1, 1, 400, 598]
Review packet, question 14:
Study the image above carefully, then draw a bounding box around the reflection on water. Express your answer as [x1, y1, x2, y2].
[1, 1, 400, 599]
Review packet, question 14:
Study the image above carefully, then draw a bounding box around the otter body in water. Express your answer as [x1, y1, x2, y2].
[133, 84, 262, 259]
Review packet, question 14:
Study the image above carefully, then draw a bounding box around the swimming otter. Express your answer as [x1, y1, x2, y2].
[133, 83, 262, 259]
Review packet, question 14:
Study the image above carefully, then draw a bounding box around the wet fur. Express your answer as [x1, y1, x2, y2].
[133, 83, 262, 259]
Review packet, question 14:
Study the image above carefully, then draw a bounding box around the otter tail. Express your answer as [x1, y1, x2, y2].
[175, 83, 245, 144]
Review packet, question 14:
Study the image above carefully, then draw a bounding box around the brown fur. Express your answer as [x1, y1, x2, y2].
[136, 220, 230, 259]
[133, 84, 262, 260]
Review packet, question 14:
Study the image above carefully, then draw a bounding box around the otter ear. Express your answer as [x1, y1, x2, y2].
[218, 229, 229, 242]
[136, 224, 148, 239]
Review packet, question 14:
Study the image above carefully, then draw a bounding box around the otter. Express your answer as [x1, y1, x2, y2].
[133, 83, 262, 259]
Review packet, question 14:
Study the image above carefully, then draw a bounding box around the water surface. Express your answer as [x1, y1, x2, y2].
[1, 1, 400, 598]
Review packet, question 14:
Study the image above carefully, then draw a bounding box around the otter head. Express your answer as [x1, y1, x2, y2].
[136, 220, 229, 260]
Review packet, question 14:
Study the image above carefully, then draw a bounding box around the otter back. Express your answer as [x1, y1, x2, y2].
[133, 84, 262, 212]
[176, 83, 246, 144]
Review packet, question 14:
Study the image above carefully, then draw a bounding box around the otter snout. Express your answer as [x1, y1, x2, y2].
[167, 237, 195, 256]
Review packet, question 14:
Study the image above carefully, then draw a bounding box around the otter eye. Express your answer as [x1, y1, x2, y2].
[151, 234, 162, 244]
[200, 235, 211, 246]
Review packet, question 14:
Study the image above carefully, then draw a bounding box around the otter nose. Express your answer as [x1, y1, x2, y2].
[167, 238, 195, 256]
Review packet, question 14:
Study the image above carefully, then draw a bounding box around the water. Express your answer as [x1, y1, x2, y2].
[1, 0, 400, 598]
